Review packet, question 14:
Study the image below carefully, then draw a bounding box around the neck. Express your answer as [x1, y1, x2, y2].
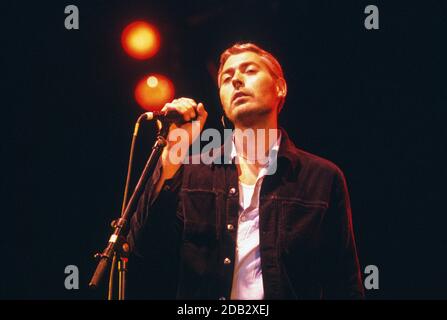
[233, 114, 279, 164]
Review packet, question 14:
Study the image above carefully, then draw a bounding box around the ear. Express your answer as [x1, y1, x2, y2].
[275, 78, 287, 98]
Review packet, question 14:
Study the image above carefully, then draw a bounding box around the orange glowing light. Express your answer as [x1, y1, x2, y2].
[121, 21, 160, 59]
[134, 74, 175, 111]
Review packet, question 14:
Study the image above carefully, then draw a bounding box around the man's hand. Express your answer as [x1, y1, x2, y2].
[161, 97, 207, 152]
[155, 98, 207, 194]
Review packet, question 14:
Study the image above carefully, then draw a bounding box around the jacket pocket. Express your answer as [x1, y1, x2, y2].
[181, 190, 218, 244]
[280, 199, 327, 254]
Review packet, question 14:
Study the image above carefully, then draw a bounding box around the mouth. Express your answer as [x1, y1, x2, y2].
[231, 92, 251, 104]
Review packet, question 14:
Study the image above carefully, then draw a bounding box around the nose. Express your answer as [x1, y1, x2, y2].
[231, 70, 244, 89]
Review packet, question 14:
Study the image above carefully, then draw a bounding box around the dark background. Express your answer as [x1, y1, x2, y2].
[2, 0, 446, 299]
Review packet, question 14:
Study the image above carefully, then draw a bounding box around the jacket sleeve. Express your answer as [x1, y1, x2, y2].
[322, 168, 365, 299]
[126, 159, 184, 298]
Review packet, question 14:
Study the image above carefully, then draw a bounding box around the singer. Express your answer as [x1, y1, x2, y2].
[127, 43, 364, 299]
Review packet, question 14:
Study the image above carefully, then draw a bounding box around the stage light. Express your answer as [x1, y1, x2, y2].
[121, 21, 160, 59]
[134, 74, 175, 111]
[147, 76, 158, 88]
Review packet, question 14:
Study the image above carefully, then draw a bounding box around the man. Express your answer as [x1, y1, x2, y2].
[127, 43, 364, 299]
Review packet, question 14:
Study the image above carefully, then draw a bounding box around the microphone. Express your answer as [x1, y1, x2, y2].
[142, 109, 197, 123]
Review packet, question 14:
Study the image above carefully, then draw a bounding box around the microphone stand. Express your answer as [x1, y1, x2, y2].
[89, 119, 169, 299]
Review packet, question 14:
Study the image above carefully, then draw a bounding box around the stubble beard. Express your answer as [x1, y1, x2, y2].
[229, 102, 272, 128]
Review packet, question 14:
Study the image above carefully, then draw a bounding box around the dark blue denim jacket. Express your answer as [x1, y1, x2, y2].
[127, 128, 364, 299]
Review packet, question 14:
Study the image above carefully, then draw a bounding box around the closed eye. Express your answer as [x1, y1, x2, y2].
[246, 68, 258, 74]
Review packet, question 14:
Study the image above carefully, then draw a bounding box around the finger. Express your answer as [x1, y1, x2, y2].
[164, 102, 188, 115]
[179, 97, 197, 106]
[163, 100, 196, 122]
[183, 112, 191, 122]
[177, 105, 192, 122]
[176, 103, 196, 120]
[181, 100, 196, 114]
[196, 103, 204, 115]
[179, 98, 198, 117]
[163, 102, 180, 110]
[188, 105, 197, 119]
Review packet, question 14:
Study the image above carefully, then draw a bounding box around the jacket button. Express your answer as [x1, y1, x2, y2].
[227, 224, 234, 231]
[229, 187, 236, 195]
[224, 258, 231, 265]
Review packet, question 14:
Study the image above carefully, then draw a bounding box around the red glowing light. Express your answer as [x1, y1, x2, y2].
[134, 74, 175, 111]
[121, 21, 160, 59]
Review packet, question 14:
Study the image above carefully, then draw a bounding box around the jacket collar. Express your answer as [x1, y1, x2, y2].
[277, 127, 301, 173]
[208, 127, 301, 174]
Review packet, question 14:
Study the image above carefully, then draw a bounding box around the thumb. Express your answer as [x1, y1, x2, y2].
[196, 102, 207, 120]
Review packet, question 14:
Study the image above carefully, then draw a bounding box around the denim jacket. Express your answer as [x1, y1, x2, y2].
[127, 128, 364, 299]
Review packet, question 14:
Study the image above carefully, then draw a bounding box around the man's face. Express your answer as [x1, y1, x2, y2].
[219, 51, 281, 125]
